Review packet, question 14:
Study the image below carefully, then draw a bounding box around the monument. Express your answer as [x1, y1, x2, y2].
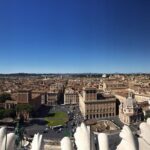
[61, 118, 150, 150]
[1, 119, 150, 150]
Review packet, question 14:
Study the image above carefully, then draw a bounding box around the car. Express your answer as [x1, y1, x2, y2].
[72, 128, 75, 133]
[52, 125, 63, 130]
[59, 128, 62, 132]
[67, 111, 70, 114]
[43, 127, 49, 133]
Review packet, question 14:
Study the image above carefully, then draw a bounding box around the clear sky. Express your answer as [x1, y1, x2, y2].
[0, 0, 150, 73]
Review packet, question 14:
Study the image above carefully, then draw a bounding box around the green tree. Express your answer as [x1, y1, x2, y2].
[0, 93, 12, 103]
[0, 108, 16, 119]
[0, 109, 5, 119]
[3, 109, 16, 118]
[16, 104, 33, 113]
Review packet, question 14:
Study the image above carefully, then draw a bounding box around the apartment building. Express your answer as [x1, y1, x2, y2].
[47, 91, 60, 106]
[64, 88, 79, 105]
[79, 87, 116, 120]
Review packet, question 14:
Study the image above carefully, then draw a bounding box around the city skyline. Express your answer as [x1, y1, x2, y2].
[0, 0, 150, 73]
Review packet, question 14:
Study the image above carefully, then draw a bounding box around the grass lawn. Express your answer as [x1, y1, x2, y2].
[45, 111, 68, 126]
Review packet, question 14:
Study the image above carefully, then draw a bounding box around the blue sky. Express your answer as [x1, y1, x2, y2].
[0, 0, 150, 73]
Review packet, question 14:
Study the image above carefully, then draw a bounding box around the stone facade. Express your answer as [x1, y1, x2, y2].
[16, 90, 32, 104]
[79, 87, 116, 120]
[103, 81, 128, 92]
[15, 90, 42, 120]
[119, 93, 143, 125]
[64, 88, 79, 105]
[47, 92, 59, 106]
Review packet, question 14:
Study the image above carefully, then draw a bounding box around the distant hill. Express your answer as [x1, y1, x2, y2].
[0, 73, 149, 78]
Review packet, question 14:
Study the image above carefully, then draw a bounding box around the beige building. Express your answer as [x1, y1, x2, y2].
[15, 90, 42, 120]
[5, 100, 17, 109]
[134, 94, 150, 103]
[79, 87, 116, 120]
[119, 93, 143, 125]
[16, 90, 32, 104]
[47, 91, 60, 106]
[64, 88, 79, 105]
[16, 90, 42, 109]
[103, 81, 128, 92]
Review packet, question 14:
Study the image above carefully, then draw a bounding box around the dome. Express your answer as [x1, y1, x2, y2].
[102, 74, 106, 78]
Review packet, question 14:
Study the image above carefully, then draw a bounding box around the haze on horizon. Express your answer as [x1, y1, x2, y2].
[0, 0, 150, 74]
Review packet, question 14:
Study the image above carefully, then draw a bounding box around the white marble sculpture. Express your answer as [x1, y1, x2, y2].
[1, 118, 150, 150]
[0, 127, 43, 150]
[61, 137, 73, 150]
[138, 118, 150, 150]
[0, 127, 16, 150]
[61, 123, 108, 150]
[117, 118, 150, 150]
[98, 133, 109, 150]
[31, 133, 43, 150]
[74, 123, 91, 150]
[61, 118, 150, 150]
[117, 125, 137, 150]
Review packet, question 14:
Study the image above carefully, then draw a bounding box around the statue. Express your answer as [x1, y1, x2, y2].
[61, 137, 73, 150]
[61, 118, 150, 150]
[0, 127, 16, 150]
[61, 123, 108, 150]
[1, 118, 150, 150]
[138, 118, 150, 150]
[15, 122, 24, 148]
[116, 125, 137, 150]
[0, 126, 42, 150]
[74, 123, 91, 150]
[117, 118, 150, 150]
[31, 133, 43, 150]
[98, 133, 109, 150]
